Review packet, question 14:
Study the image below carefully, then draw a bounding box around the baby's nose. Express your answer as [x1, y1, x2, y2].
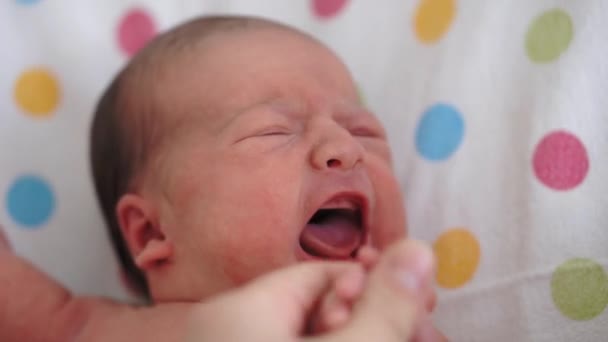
[310, 124, 365, 171]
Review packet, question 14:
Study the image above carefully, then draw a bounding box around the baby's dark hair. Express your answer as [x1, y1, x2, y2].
[90, 15, 298, 297]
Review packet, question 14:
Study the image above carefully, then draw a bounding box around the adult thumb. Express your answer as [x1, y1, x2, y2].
[313, 240, 435, 342]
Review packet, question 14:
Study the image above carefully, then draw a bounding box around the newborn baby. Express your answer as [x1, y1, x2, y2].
[91, 15, 406, 302]
[0, 15, 442, 341]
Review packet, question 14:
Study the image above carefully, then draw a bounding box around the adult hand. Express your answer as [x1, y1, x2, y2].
[184, 240, 446, 342]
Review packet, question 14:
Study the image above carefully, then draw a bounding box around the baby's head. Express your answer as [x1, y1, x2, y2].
[91, 16, 406, 302]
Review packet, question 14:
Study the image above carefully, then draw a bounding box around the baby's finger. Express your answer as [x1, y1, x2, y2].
[356, 246, 380, 271]
[311, 268, 365, 333]
[315, 297, 350, 333]
[334, 265, 366, 300]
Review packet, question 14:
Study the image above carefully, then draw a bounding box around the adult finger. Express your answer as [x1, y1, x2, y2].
[411, 315, 448, 342]
[310, 240, 435, 342]
[238, 260, 365, 335]
[184, 262, 364, 342]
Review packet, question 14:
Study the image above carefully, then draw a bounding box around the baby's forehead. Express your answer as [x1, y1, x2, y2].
[139, 24, 363, 137]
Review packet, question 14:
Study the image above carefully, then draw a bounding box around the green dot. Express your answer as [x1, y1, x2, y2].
[525, 8, 573, 63]
[551, 258, 608, 321]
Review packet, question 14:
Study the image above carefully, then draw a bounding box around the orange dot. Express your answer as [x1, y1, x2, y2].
[433, 228, 480, 288]
[414, 0, 456, 43]
[14, 68, 60, 117]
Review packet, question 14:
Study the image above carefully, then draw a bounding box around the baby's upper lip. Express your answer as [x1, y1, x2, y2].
[318, 195, 361, 210]
[304, 174, 374, 232]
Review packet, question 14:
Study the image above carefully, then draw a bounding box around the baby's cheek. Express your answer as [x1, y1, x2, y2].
[217, 226, 296, 286]
[368, 162, 407, 249]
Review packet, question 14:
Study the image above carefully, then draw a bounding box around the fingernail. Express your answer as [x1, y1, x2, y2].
[391, 241, 434, 291]
[395, 270, 420, 292]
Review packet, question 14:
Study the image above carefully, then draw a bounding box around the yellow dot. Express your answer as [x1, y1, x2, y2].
[414, 0, 456, 43]
[433, 228, 480, 288]
[14, 68, 60, 117]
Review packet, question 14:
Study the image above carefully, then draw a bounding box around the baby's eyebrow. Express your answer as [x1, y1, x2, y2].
[221, 95, 375, 131]
[216, 100, 276, 132]
[334, 105, 379, 122]
[217, 97, 299, 134]
[335, 107, 388, 136]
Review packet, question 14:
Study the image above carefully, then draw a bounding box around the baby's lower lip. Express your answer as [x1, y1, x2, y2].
[295, 241, 356, 261]
[300, 222, 362, 259]
[295, 244, 325, 261]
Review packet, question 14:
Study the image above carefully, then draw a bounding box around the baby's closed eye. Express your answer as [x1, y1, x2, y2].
[349, 126, 383, 139]
[254, 125, 293, 137]
[231, 111, 295, 144]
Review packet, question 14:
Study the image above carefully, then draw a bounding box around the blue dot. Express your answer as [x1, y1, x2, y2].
[16, 0, 41, 5]
[415, 103, 465, 161]
[6, 175, 55, 228]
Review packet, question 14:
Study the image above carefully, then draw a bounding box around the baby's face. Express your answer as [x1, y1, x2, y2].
[142, 28, 406, 301]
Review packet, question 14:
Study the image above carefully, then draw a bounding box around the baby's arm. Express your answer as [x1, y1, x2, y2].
[0, 235, 193, 342]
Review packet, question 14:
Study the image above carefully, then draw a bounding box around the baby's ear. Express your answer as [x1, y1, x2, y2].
[116, 194, 173, 271]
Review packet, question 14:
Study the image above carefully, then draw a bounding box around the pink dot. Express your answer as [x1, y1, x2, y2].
[533, 130, 589, 190]
[311, 0, 349, 19]
[117, 8, 157, 57]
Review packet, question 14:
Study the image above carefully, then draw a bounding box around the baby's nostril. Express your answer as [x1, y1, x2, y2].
[326, 159, 341, 168]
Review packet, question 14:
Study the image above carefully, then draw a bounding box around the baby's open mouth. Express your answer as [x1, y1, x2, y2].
[300, 197, 365, 259]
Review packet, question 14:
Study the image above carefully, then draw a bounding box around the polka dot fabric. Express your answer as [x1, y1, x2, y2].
[1, 0, 177, 302]
[2, 1, 606, 340]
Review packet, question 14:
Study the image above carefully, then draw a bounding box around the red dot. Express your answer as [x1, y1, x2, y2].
[117, 8, 157, 56]
[533, 130, 589, 190]
[311, 0, 349, 19]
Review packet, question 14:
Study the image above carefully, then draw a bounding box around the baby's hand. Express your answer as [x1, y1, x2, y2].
[309, 246, 380, 333]
[311, 244, 443, 341]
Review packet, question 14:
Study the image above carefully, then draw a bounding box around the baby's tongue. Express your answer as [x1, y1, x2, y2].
[300, 216, 362, 259]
